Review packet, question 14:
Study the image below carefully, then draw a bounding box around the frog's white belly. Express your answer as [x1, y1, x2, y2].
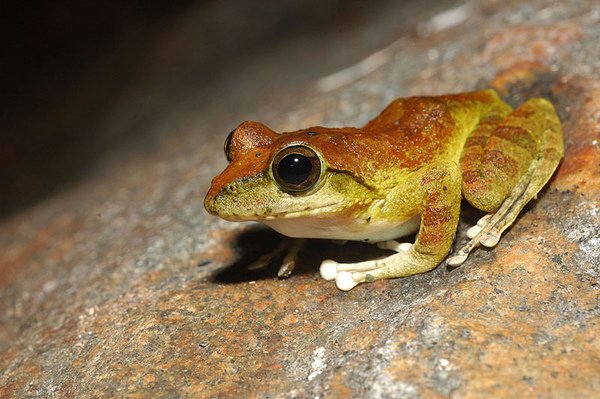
[262, 215, 420, 243]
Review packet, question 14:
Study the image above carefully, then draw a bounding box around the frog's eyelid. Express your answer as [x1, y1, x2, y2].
[224, 129, 236, 163]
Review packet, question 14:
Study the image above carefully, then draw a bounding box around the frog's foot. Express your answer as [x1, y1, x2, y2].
[320, 247, 433, 291]
[447, 222, 488, 266]
[277, 239, 306, 278]
[447, 210, 509, 266]
[321, 241, 413, 290]
[376, 240, 413, 252]
[320, 259, 383, 291]
[247, 240, 286, 271]
[247, 238, 306, 278]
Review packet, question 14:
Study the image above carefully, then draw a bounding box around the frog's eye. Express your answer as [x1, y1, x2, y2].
[224, 129, 235, 163]
[272, 145, 322, 194]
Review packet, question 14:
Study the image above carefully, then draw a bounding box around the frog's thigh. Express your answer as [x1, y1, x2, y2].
[461, 98, 562, 211]
[321, 163, 462, 290]
[460, 108, 535, 212]
[448, 99, 563, 265]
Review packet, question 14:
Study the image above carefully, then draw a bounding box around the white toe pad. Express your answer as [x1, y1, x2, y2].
[319, 259, 338, 281]
[466, 224, 483, 239]
[335, 271, 359, 291]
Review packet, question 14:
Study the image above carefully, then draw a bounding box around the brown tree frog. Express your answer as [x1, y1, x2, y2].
[204, 89, 563, 290]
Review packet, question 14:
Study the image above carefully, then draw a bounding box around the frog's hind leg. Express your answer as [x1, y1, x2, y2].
[448, 98, 563, 266]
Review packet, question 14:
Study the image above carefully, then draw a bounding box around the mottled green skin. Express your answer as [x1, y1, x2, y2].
[205, 89, 563, 287]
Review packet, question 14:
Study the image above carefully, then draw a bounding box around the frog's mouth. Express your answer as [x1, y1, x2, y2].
[212, 201, 346, 222]
[204, 179, 344, 219]
[259, 201, 345, 220]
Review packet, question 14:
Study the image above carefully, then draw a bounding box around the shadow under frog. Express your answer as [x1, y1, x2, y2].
[211, 224, 405, 284]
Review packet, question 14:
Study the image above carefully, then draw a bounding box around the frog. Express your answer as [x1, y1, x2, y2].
[204, 89, 563, 291]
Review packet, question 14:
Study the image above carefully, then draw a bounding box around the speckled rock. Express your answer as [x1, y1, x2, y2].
[1, 0, 599, 398]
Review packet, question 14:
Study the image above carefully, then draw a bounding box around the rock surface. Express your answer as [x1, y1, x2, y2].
[1, 0, 599, 398]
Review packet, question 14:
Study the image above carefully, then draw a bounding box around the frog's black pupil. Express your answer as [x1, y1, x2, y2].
[277, 153, 312, 185]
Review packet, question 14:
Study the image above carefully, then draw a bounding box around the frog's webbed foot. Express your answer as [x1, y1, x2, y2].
[248, 238, 306, 278]
[320, 242, 414, 291]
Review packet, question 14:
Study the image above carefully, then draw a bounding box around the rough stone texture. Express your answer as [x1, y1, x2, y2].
[1, 0, 599, 398]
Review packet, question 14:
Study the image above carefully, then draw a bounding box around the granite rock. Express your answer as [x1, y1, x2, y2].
[1, 0, 599, 398]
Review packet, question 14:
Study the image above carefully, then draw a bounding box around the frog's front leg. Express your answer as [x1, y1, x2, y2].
[376, 240, 413, 252]
[320, 163, 462, 291]
[248, 237, 306, 278]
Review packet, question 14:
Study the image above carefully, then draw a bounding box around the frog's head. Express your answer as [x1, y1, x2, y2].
[204, 121, 377, 233]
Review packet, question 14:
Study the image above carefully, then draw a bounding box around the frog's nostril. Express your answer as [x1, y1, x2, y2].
[228, 184, 236, 192]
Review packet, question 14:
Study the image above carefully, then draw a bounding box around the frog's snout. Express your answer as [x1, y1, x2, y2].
[204, 178, 256, 220]
[204, 176, 231, 216]
[203, 192, 218, 216]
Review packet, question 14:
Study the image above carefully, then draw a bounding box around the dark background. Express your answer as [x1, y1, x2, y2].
[1, 0, 397, 219]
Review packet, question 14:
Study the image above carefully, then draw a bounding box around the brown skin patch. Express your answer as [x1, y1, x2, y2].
[226, 121, 278, 161]
[208, 120, 281, 203]
[299, 93, 488, 174]
[422, 206, 452, 227]
[493, 125, 537, 153]
[462, 170, 486, 186]
[418, 201, 455, 248]
[482, 149, 519, 177]
[510, 106, 536, 119]
[417, 227, 447, 249]
[464, 134, 489, 148]
[205, 151, 270, 205]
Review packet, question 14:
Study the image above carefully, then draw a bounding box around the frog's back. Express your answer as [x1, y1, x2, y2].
[270, 90, 511, 183]
[360, 90, 512, 168]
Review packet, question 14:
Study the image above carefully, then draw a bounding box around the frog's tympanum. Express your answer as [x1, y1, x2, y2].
[205, 89, 563, 290]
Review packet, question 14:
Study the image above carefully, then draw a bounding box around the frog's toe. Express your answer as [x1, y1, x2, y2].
[277, 259, 296, 278]
[335, 271, 361, 291]
[466, 224, 483, 239]
[446, 252, 469, 266]
[477, 214, 492, 226]
[466, 214, 492, 239]
[320, 259, 375, 290]
[247, 256, 272, 271]
[449, 214, 497, 265]
[480, 232, 501, 247]
[377, 240, 413, 252]
[320, 259, 339, 281]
